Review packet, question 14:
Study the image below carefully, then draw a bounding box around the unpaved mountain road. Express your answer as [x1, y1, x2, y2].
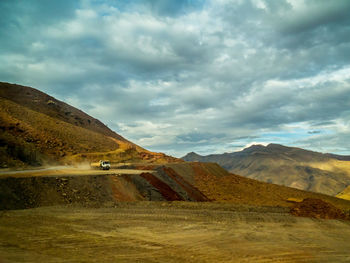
[0, 167, 151, 178]
[1, 202, 350, 263]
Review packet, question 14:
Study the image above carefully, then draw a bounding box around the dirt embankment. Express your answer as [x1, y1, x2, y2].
[0, 175, 115, 210]
[140, 172, 184, 201]
[0, 172, 179, 210]
[159, 167, 209, 201]
[2, 162, 350, 219]
[0, 163, 212, 209]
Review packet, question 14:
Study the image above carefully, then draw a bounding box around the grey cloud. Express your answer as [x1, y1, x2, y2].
[310, 121, 336, 127]
[308, 130, 321, 134]
[144, 0, 205, 17]
[223, 79, 350, 131]
[0, 1, 77, 52]
[177, 131, 226, 143]
[296, 130, 350, 155]
[277, 1, 350, 35]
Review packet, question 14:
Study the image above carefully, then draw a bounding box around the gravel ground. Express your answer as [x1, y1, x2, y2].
[1, 202, 350, 263]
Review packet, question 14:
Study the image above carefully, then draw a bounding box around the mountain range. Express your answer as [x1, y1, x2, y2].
[182, 144, 350, 196]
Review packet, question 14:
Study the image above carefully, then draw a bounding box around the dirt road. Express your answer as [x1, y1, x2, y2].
[0, 167, 151, 178]
[1, 202, 350, 262]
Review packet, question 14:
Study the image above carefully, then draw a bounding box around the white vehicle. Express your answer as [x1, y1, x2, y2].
[99, 160, 111, 170]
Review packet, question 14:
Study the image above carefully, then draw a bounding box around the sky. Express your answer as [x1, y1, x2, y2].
[1, 0, 350, 157]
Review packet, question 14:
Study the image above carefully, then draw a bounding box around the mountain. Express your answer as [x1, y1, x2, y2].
[182, 144, 350, 196]
[0, 82, 178, 167]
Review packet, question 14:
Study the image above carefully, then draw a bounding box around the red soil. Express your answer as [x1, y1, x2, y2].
[110, 175, 144, 201]
[140, 173, 184, 201]
[162, 167, 209, 201]
[134, 164, 157, 170]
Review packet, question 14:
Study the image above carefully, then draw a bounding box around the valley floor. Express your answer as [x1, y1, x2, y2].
[1, 202, 350, 263]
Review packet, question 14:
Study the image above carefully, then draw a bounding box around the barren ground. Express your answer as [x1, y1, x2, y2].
[1, 202, 350, 263]
[0, 167, 150, 178]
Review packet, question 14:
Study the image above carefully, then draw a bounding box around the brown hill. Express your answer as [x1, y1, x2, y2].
[0, 82, 178, 167]
[182, 144, 350, 196]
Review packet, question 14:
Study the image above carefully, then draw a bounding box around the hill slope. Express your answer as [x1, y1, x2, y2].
[0, 82, 178, 167]
[182, 144, 350, 196]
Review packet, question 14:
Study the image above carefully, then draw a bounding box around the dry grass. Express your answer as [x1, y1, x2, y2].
[337, 186, 350, 201]
[307, 159, 350, 174]
[0, 98, 117, 165]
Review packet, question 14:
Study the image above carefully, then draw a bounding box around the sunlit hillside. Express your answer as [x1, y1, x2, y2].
[0, 82, 179, 167]
[337, 185, 350, 201]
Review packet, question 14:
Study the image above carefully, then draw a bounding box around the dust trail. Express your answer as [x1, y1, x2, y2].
[72, 162, 93, 170]
[0, 162, 94, 175]
[0, 166, 71, 175]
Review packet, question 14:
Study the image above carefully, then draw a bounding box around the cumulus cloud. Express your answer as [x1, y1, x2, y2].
[1, 0, 350, 156]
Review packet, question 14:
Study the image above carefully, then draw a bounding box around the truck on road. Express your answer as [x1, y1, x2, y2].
[99, 160, 111, 170]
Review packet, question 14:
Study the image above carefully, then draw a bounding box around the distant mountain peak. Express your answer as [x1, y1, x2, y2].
[242, 143, 297, 154]
[242, 144, 267, 152]
[266, 143, 289, 149]
[182, 152, 203, 161]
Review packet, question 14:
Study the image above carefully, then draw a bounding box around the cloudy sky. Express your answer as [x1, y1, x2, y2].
[1, 0, 350, 156]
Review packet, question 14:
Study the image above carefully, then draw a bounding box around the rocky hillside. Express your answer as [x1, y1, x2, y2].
[182, 144, 350, 196]
[0, 82, 178, 167]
